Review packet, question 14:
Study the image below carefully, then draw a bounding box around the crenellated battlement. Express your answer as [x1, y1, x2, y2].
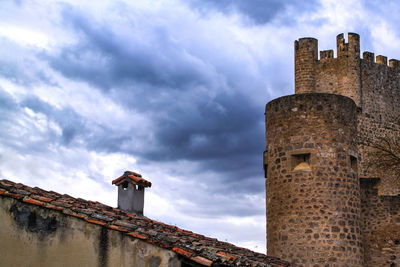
[320, 49, 333, 60]
[389, 58, 400, 69]
[295, 33, 400, 107]
[295, 33, 400, 70]
[336, 32, 360, 57]
[363, 51, 400, 69]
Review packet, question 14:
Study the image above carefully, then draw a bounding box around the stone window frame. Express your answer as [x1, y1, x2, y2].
[288, 149, 314, 172]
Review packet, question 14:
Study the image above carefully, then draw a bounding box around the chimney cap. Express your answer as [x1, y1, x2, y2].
[112, 171, 152, 188]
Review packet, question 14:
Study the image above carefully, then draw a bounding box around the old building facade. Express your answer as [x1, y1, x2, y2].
[0, 175, 295, 267]
[265, 33, 400, 266]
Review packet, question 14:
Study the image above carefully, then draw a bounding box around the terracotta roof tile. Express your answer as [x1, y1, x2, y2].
[63, 210, 86, 219]
[0, 179, 297, 267]
[127, 232, 148, 240]
[30, 193, 51, 201]
[3, 192, 24, 199]
[191, 256, 213, 266]
[23, 198, 44, 206]
[111, 171, 152, 188]
[45, 204, 64, 211]
[108, 225, 129, 232]
[217, 251, 238, 260]
[173, 247, 193, 258]
[85, 218, 107, 226]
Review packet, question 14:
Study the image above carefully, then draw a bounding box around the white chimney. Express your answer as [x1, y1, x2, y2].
[112, 171, 151, 216]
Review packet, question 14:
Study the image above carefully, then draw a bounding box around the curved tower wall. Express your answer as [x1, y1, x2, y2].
[265, 93, 363, 266]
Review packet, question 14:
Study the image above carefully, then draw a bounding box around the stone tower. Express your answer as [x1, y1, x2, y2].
[265, 94, 363, 266]
[265, 33, 400, 266]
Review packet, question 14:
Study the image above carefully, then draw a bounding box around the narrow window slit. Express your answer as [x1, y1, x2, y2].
[350, 156, 358, 174]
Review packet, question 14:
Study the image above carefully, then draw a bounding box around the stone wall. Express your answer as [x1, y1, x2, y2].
[357, 56, 400, 192]
[361, 179, 400, 267]
[265, 93, 363, 266]
[294, 33, 362, 107]
[357, 116, 400, 195]
[286, 32, 400, 267]
[0, 197, 181, 267]
[294, 32, 400, 193]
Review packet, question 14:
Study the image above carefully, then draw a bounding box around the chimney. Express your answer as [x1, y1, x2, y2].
[112, 171, 151, 216]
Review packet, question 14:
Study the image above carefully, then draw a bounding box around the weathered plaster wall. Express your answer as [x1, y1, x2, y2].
[0, 197, 180, 267]
[361, 179, 400, 267]
[265, 93, 363, 266]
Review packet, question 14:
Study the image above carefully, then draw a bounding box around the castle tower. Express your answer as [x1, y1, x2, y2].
[265, 94, 363, 266]
[294, 33, 362, 107]
[267, 32, 400, 267]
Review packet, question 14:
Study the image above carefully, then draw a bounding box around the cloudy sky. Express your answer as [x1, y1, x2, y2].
[1, 0, 400, 252]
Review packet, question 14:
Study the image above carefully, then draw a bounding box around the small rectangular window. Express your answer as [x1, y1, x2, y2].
[291, 153, 311, 171]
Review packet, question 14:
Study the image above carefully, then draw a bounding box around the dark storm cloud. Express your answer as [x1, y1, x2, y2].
[45, 5, 211, 92]
[148, 92, 260, 160]
[187, 0, 320, 24]
[41, 4, 268, 194]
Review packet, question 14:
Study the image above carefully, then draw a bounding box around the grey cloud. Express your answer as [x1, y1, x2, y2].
[149, 93, 260, 159]
[0, 59, 50, 87]
[0, 89, 17, 112]
[0, 39, 57, 87]
[187, 0, 320, 24]
[0, 91, 57, 153]
[180, 192, 264, 217]
[8, 2, 275, 220]
[43, 3, 268, 172]
[45, 5, 212, 92]
[21, 97, 87, 145]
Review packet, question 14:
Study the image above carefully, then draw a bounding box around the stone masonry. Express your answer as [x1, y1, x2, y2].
[265, 33, 400, 266]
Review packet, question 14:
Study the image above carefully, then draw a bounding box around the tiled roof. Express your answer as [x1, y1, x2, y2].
[112, 171, 152, 188]
[0, 179, 294, 267]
